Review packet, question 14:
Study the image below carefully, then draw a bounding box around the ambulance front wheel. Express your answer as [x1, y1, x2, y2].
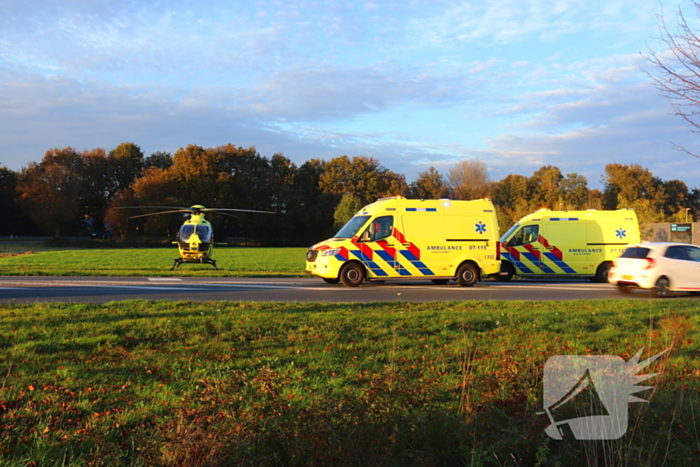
[456, 263, 479, 287]
[494, 262, 515, 282]
[340, 262, 365, 287]
[595, 261, 611, 283]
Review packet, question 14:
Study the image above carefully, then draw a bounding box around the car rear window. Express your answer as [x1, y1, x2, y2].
[620, 247, 651, 258]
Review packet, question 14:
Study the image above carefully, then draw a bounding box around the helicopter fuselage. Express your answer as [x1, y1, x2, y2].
[172, 213, 217, 269]
[122, 204, 273, 270]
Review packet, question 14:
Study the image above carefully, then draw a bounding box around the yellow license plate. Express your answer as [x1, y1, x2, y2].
[623, 275, 633, 280]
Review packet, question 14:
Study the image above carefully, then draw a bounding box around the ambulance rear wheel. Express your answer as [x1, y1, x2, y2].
[595, 262, 611, 283]
[340, 262, 365, 287]
[456, 263, 478, 287]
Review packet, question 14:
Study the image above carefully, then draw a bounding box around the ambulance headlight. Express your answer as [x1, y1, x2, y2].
[322, 248, 340, 256]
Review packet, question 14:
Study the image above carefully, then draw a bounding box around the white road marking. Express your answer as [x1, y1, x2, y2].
[191, 283, 322, 290]
[80, 284, 203, 291]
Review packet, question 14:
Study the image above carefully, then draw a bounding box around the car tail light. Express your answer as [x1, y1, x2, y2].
[643, 258, 655, 270]
[611, 260, 616, 268]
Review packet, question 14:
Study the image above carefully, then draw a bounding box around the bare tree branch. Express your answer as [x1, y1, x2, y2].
[645, 3, 700, 157]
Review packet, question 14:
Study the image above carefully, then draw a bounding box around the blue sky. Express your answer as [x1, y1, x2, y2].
[1, 0, 699, 189]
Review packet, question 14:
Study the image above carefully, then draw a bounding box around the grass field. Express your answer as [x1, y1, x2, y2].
[0, 299, 698, 466]
[0, 245, 307, 277]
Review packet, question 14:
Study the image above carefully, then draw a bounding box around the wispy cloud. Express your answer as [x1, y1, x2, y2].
[413, 0, 660, 46]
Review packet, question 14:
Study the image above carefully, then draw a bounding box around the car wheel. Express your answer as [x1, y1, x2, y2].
[495, 262, 515, 282]
[617, 284, 633, 294]
[595, 262, 611, 283]
[322, 277, 340, 284]
[653, 276, 671, 298]
[340, 262, 365, 287]
[456, 263, 478, 287]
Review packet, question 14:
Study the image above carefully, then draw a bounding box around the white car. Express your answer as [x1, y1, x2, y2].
[608, 242, 700, 297]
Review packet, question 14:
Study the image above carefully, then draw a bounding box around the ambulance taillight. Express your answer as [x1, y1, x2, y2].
[496, 241, 501, 260]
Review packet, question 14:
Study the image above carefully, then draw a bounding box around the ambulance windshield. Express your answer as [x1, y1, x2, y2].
[506, 225, 539, 246]
[335, 215, 370, 239]
[500, 223, 520, 243]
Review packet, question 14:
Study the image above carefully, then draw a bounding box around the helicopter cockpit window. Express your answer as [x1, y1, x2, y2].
[179, 224, 212, 243]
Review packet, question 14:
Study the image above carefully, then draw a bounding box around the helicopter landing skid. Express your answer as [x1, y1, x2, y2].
[171, 257, 218, 270]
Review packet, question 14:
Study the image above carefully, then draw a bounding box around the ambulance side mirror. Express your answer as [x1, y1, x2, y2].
[360, 229, 371, 242]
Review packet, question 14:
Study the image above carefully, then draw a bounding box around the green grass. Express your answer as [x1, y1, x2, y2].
[0, 299, 698, 466]
[0, 246, 307, 277]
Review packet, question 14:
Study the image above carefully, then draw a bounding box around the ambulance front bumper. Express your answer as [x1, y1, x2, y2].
[305, 249, 343, 279]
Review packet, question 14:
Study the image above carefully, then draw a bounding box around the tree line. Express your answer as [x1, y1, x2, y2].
[1, 142, 698, 246]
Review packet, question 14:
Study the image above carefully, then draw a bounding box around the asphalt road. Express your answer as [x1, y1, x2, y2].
[0, 276, 688, 304]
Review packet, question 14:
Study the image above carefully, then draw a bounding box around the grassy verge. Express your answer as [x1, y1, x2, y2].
[0, 247, 307, 277]
[0, 300, 698, 466]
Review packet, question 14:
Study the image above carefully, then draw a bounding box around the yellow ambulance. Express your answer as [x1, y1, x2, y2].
[305, 196, 500, 287]
[496, 209, 640, 282]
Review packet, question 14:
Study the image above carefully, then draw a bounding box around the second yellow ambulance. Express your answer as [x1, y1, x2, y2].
[305, 196, 500, 287]
[497, 209, 640, 282]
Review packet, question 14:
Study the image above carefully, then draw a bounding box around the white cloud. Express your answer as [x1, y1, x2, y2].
[0, 0, 698, 193]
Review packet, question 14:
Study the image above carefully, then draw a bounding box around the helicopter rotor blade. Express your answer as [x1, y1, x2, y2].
[117, 206, 190, 210]
[205, 211, 239, 218]
[203, 208, 277, 214]
[128, 210, 193, 219]
[200, 210, 276, 218]
[116, 205, 276, 218]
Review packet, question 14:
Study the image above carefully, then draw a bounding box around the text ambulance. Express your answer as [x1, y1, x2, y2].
[305, 196, 500, 287]
[496, 209, 640, 282]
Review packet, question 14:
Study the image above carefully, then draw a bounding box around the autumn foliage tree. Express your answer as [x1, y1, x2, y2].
[17, 148, 85, 237]
[410, 167, 451, 199]
[9, 140, 700, 244]
[104, 188, 138, 241]
[107, 142, 145, 196]
[319, 155, 408, 206]
[490, 174, 532, 234]
[602, 163, 667, 223]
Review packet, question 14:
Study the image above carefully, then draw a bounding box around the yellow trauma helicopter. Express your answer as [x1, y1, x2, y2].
[123, 205, 275, 270]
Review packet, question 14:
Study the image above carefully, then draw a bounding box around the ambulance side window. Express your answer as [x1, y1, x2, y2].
[508, 225, 539, 246]
[361, 216, 393, 242]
